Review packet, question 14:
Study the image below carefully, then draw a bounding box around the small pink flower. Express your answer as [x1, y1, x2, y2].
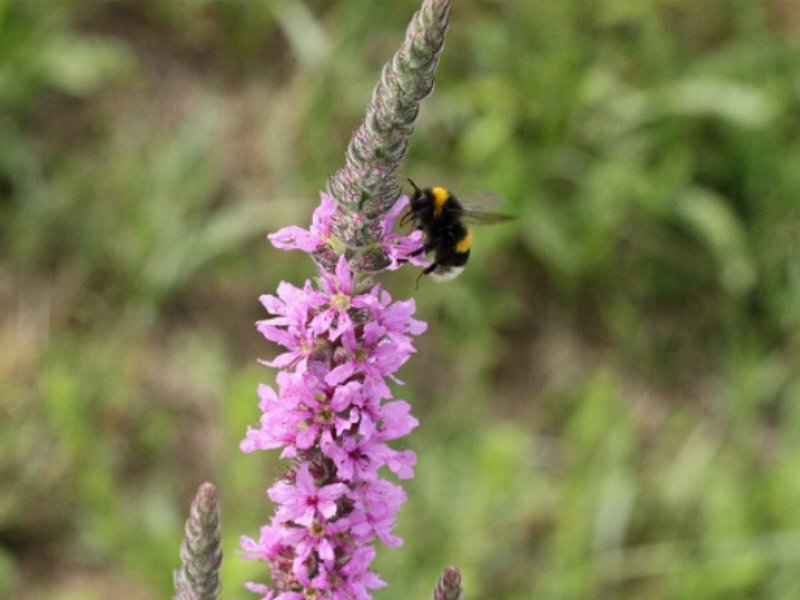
[284, 515, 352, 572]
[374, 400, 419, 442]
[379, 196, 428, 270]
[269, 193, 336, 253]
[312, 256, 376, 341]
[290, 372, 362, 449]
[240, 382, 301, 456]
[268, 463, 348, 527]
[257, 280, 329, 371]
[338, 546, 387, 596]
[349, 479, 407, 547]
[337, 325, 416, 391]
[240, 521, 294, 564]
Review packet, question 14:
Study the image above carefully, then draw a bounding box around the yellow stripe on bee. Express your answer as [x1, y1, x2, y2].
[432, 187, 449, 216]
[455, 229, 472, 253]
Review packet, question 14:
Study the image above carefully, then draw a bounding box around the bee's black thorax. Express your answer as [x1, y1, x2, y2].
[409, 188, 458, 224]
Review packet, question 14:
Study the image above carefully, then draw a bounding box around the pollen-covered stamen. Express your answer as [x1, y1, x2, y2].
[331, 292, 350, 310]
[327, 571, 344, 587]
[299, 336, 333, 359]
[310, 391, 335, 426]
[310, 520, 326, 538]
[316, 407, 335, 425]
[272, 568, 300, 592]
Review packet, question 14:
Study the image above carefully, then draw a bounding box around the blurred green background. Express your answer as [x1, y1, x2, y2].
[3, 0, 800, 598]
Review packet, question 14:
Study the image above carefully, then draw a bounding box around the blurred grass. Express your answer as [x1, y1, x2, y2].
[2, 0, 800, 598]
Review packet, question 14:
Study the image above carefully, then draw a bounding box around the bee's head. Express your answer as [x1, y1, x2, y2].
[401, 176, 427, 213]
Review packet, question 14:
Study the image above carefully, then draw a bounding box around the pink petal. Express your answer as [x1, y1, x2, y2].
[325, 362, 354, 386]
[267, 480, 297, 504]
[318, 498, 338, 520]
[269, 226, 322, 252]
[334, 255, 352, 293]
[386, 449, 416, 479]
[295, 426, 317, 449]
[318, 482, 348, 503]
[312, 193, 336, 236]
[294, 463, 314, 492]
[381, 195, 409, 235]
[317, 536, 335, 563]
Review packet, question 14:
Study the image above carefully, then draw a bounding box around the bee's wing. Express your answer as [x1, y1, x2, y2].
[459, 194, 515, 225]
[461, 208, 515, 224]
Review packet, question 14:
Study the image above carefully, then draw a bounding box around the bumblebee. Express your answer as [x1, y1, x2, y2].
[400, 177, 512, 284]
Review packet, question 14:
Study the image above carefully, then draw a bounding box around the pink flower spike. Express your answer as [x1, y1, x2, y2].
[243, 186, 431, 597]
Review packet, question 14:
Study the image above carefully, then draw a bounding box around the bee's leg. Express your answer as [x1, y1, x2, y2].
[415, 270, 425, 290]
[415, 259, 441, 290]
[422, 262, 439, 275]
[399, 211, 421, 232]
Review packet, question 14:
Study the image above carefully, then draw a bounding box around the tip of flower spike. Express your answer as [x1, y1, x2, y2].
[433, 565, 463, 600]
[327, 0, 452, 244]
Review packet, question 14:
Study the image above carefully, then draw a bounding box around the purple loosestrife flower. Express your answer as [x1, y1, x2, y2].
[241, 204, 427, 599]
[241, 1, 451, 598]
[268, 463, 348, 527]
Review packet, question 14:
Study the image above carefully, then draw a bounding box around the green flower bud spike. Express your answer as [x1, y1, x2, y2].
[173, 483, 222, 600]
[326, 0, 451, 273]
[433, 565, 464, 600]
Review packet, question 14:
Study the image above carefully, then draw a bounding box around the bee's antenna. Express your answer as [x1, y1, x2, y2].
[398, 174, 420, 193]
